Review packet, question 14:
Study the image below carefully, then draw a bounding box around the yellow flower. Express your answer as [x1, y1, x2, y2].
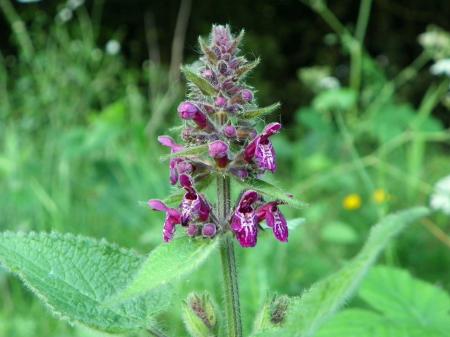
[343, 194, 362, 210]
[373, 189, 387, 204]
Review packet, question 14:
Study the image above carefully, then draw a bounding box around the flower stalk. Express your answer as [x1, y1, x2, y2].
[147, 24, 295, 337]
[217, 175, 243, 337]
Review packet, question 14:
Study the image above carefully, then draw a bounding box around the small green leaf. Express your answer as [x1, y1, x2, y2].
[0, 232, 168, 333]
[236, 57, 261, 78]
[198, 36, 218, 64]
[160, 144, 209, 161]
[181, 66, 217, 96]
[252, 207, 430, 337]
[114, 237, 218, 302]
[241, 102, 281, 119]
[234, 178, 305, 209]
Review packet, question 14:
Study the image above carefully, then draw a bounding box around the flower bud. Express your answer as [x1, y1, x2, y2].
[215, 96, 227, 107]
[218, 60, 228, 74]
[208, 140, 228, 158]
[202, 223, 217, 238]
[241, 89, 253, 102]
[178, 102, 199, 119]
[208, 140, 229, 168]
[253, 294, 289, 332]
[230, 167, 249, 180]
[202, 69, 213, 79]
[187, 224, 199, 237]
[270, 295, 289, 325]
[223, 124, 237, 138]
[182, 292, 217, 337]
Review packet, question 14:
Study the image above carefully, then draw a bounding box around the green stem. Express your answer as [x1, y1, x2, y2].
[0, 0, 34, 61]
[349, 0, 372, 118]
[217, 175, 242, 337]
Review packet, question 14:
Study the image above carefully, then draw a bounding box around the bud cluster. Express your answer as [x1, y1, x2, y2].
[148, 25, 288, 247]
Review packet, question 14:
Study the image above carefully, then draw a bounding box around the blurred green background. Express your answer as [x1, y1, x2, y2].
[0, 0, 449, 336]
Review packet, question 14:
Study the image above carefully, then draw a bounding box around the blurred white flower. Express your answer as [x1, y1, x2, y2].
[106, 40, 121, 55]
[430, 59, 450, 77]
[57, 8, 73, 23]
[318, 76, 340, 90]
[430, 175, 450, 215]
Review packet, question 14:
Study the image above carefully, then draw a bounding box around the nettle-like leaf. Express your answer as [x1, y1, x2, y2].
[241, 102, 281, 120]
[316, 266, 450, 337]
[114, 236, 218, 302]
[0, 232, 169, 333]
[234, 178, 305, 209]
[181, 66, 218, 96]
[252, 207, 430, 337]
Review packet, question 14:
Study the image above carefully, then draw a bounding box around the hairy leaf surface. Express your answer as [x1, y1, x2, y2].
[0, 232, 168, 333]
[114, 236, 218, 302]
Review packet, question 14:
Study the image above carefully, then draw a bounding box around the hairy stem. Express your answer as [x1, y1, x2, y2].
[217, 175, 242, 337]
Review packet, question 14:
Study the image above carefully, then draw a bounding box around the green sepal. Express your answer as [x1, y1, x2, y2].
[241, 102, 281, 119]
[181, 66, 218, 96]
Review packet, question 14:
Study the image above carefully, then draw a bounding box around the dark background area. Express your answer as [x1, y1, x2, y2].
[1, 0, 449, 120]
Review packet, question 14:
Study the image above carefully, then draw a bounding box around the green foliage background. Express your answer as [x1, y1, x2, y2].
[0, 0, 449, 336]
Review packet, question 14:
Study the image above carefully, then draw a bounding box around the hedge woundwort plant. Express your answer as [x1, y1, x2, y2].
[0, 22, 430, 337]
[148, 24, 290, 336]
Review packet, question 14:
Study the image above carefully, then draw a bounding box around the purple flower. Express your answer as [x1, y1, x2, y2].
[148, 199, 181, 242]
[208, 140, 230, 168]
[231, 190, 260, 247]
[244, 122, 281, 173]
[241, 89, 253, 102]
[178, 102, 208, 129]
[158, 136, 186, 185]
[215, 96, 227, 107]
[223, 124, 237, 138]
[202, 223, 217, 238]
[256, 202, 288, 242]
[179, 174, 211, 226]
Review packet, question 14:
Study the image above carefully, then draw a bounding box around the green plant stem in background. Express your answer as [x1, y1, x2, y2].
[218, 175, 243, 337]
[407, 79, 450, 199]
[350, 0, 373, 101]
[0, 0, 34, 61]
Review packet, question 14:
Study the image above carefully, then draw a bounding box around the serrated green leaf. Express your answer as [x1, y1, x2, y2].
[160, 144, 209, 161]
[233, 178, 305, 209]
[241, 102, 281, 119]
[316, 266, 450, 337]
[113, 237, 218, 302]
[181, 66, 217, 96]
[360, 266, 450, 330]
[252, 207, 430, 337]
[0, 232, 168, 333]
